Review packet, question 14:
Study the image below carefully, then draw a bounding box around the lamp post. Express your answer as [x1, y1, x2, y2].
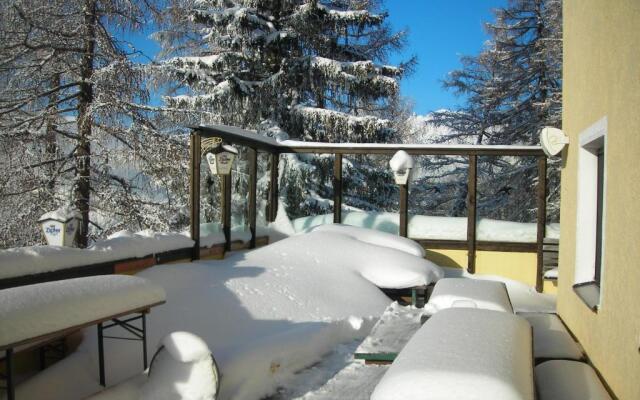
[203, 139, 239, 176]
[390, 151, 414, 237]
[38, 206, 82, 246]
[202, 138, 238, 252]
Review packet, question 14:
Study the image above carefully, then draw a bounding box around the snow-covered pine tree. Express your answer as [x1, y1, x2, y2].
[155, 0, 412, 220]
[0, 0, 188, 248]
[429, 0, 562, 222]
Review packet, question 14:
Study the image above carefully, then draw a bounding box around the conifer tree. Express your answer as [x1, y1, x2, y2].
[155, 0, 412, 219]
[428, 0, 562, 222]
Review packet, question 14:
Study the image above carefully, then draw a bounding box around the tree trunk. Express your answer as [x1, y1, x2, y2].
[45, 74, 61, 192]
[75, 0, 96, 248]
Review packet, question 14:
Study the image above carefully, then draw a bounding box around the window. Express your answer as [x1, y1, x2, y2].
[573, 117, 607, 311]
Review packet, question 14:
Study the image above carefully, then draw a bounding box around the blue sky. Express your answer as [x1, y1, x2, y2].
[386, 0, 506, 114]
[126, 1, 505, 115]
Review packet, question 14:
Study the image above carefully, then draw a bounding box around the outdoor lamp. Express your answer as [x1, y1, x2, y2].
[202, 137, 239, 175]
[540, 127, 569, 158]
[389, 150, 414, 185]
[38, 206, 81, 246]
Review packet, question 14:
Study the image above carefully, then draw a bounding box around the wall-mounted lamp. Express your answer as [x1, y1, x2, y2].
[540, 127, 569, 157]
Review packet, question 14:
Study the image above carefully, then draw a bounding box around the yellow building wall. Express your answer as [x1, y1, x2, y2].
[424, 249, 543, 291]
[559, 1, 640, 399]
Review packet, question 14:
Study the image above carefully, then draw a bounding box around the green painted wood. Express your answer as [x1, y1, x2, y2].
[354, 353, 398, 362]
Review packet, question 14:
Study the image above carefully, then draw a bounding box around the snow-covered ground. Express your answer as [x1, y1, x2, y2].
[13, 229, 440, 400]
[10, 226, 556, 400]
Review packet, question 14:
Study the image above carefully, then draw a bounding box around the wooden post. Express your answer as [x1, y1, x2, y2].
[333, 154, 343, 223]
[222, 173, 232, 252]
[189, 132, 201, 260]
[399, 183, 409, 237]
[467, 155, 477, 274]
[536, 156, 548, 292]
[248, 148, 258, 248]
[267, 153, 279, 222]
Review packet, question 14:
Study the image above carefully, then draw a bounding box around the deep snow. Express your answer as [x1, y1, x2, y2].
[14, 230, 439, 400]
[6, 224, 558, 400]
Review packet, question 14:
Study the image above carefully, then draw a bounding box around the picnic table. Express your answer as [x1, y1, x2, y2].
[0, 275, 166, 400]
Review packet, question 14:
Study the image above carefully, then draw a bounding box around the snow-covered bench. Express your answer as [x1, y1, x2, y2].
[520, 313, 584, 362]
[423, 277, 514, 316]
[535, 360, 612, 400]
[0, 275, 166, 400]
[371, 308, 534, 400]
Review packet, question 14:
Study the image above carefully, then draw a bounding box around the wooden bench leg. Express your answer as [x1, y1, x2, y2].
[3, 348, 15, 400]
[142, 313, 147, 370]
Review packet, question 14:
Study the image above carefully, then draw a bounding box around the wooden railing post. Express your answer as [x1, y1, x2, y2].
[399, 183, 409, 237]
[189, 132, 201, 260]
[467, 155, 477, 273]
[267, 153, 279, 222]
[536, 156, 548, 292]
[248, 148, 258, 249]
[333, 154, 343, 223]
[221, 172, 232, 252]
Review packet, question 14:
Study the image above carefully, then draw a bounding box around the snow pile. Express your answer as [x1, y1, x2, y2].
[293, 211, 560, 243]
[16, 231, 410, 400]
[371, 308, 534, 400]
[89, 332, 218, 400]
[423, 278, 514, 315]
[266, 201, 298, 241]
[0, 230, 195, 280]
[535, 360, 612, 400]
[543, 267, 558, 279]
[295, 232, 442, 289]
[92, 229, 195, 260]
[388, 150, 414, 171]
[141, 332, 218, 400]
[520, 313, 583, 360]
[0, 275, 166, 348]
[310, 224, 425, 257]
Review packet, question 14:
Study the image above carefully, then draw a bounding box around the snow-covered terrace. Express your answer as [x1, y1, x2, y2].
[189, 124, 550, 291]
[1, 124, 569, 400]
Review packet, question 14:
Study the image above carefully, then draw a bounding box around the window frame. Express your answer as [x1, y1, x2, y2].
[573, 117, 607, 311]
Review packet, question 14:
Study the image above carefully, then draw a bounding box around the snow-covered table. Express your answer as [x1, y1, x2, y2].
[371, 308, 534, 400]
[0, 276, 166, 400]
[354, 302, 424, 364]
[423, 277, 514, 315]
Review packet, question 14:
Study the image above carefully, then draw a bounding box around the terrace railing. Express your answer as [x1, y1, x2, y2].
[189, 125, 549, 292]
